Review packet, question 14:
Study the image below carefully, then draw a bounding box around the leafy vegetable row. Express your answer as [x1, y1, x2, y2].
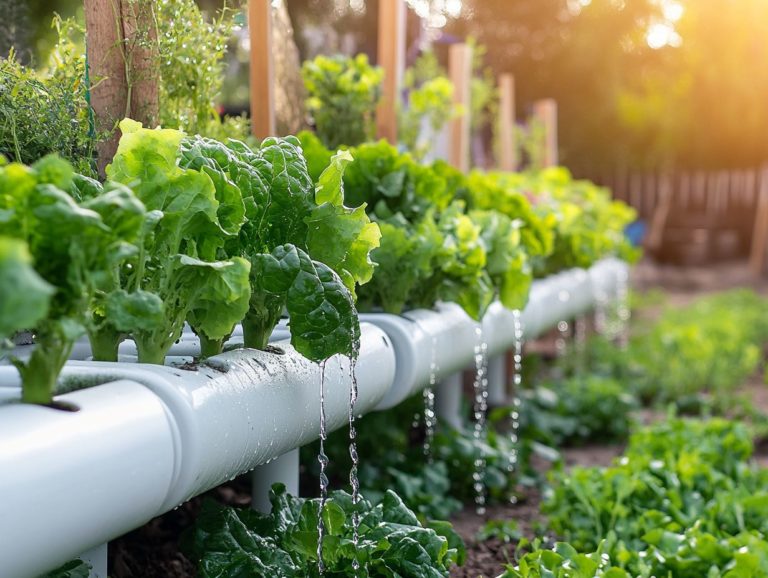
[502, 418, 768, 577]
[1, 120, 635, 406]
[0, 122, 376, 403]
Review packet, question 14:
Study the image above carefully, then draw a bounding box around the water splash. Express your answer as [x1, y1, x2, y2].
[317, 361, 328, 575]
[347, 358, 361, 572]
[507, 310, 524, 495]
[472, 326, 489, 515]
[423, 336, 438, 461]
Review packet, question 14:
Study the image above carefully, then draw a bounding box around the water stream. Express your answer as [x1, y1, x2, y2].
[317, 361, 329, 574]
[423, 336, 438, 461]
[347, 358, 361, 572]
[507, 310, 524, 489]
[472, 326, 489, 515]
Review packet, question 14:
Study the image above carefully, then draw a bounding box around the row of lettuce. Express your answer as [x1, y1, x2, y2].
[0, 118, 636, 405]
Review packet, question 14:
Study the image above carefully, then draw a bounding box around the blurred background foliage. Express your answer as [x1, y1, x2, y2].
[3, 0, 767, 172]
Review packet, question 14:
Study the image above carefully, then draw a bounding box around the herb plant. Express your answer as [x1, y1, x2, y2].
[183, 484, 465, 577]
[302, 54, 383, 149]
[0, 17, 94, 175]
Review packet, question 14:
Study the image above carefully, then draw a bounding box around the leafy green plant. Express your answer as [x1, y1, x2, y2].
[302, 54, 383, 149]
[92, 120, 377, 363]
[544, 418, 768, 556]
[518, 376, 637, 447]
[580, 290, 768, 403]
[477, 519, 522, 544]
[157, 0, 248, 141]
[0, 155, 147, 403]
[500, 418, 768, 577]
[399, 51, 462, 160]
[0, 236, 52, 358]
[499, 540, 629, 578]
[0, 17, 94, 175]
[183, 484, 465, 577]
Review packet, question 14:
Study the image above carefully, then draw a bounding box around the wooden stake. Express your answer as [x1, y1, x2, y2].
[498, 73, 517, 172]
[121, 1, 159, 128]
[249, 0, 275, 139]
[85, 0, 128, 177]
[533, 99, 558, 167]
[375, 0, 405, 144]
[449, 43, 472, 172]
[749, 167, 768, 277]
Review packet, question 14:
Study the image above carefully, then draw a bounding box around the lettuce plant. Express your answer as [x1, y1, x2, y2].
[0, 155, 147, 403]
[183, 484, 465, 577]
[103, 121, 378, 363]
[0, 236, 53, 357]
[302, 54, 383, 149]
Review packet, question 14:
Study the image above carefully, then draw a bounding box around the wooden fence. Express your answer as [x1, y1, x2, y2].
[579, 166, 768, 274]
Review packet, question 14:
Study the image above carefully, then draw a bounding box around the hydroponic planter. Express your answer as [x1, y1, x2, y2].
[365, 259, 631, 410]
[0, 323, 395, 577]
[0, 381, 178, 578]
[361, 303, 478, 410]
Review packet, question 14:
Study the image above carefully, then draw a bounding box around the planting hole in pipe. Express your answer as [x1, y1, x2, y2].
[43, 400, 80, 412]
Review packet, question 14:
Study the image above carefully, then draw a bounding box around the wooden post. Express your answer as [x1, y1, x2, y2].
[449, 43, 472, 172]
[249, 0, 275, 139]
[533, 99, 558, 167]
[749, 167, 768, 277]
[375, 0, 405, 144]
[120, 1, 158, 128]
[85, 0, 128, 177]
[498, 73, 517, 172]
[85, 0, 159, 177]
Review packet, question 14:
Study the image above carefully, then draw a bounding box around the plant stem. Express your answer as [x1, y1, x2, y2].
[242, 306, 282, 351]
[88, 324, 123, 362]
[13, 330, 73, 405]
[198, 334, 225, 359]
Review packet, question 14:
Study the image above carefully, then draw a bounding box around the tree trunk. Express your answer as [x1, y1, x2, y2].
[121, 0, 159, 128]
[85, 0, 128, 177]
[84, 0, 159, 177]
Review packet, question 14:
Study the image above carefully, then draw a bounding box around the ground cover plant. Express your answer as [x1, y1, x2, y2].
[579, 290, 768, 404]
[517, 375, 637, 447]
[497, 418, 768, 577]
[183, 484, 465, 577]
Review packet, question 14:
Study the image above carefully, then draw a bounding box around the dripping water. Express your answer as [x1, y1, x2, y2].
[615, 268, 631, 349]
[594, 284, 608, 337]
[555, 320, 569, 357]
[347, 357, 361, 572]
[472, 326, 489, 515]
[423, 336, 438, 461]
[574, 315, 588, 374]
[507, 310, 524, 503]
[317, 361, 328, 575]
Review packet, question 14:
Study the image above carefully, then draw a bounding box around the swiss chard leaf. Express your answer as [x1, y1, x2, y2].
[248, 244, 360, 362]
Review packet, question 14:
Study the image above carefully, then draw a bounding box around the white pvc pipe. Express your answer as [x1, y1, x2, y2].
[251, 449, 300, 513]
[0, 324, 395, 577]
[0, 381, 178, 578]
[79, 544, 108, 578]
[486, 355, 507, 406]
[434, 373, 464, 430]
